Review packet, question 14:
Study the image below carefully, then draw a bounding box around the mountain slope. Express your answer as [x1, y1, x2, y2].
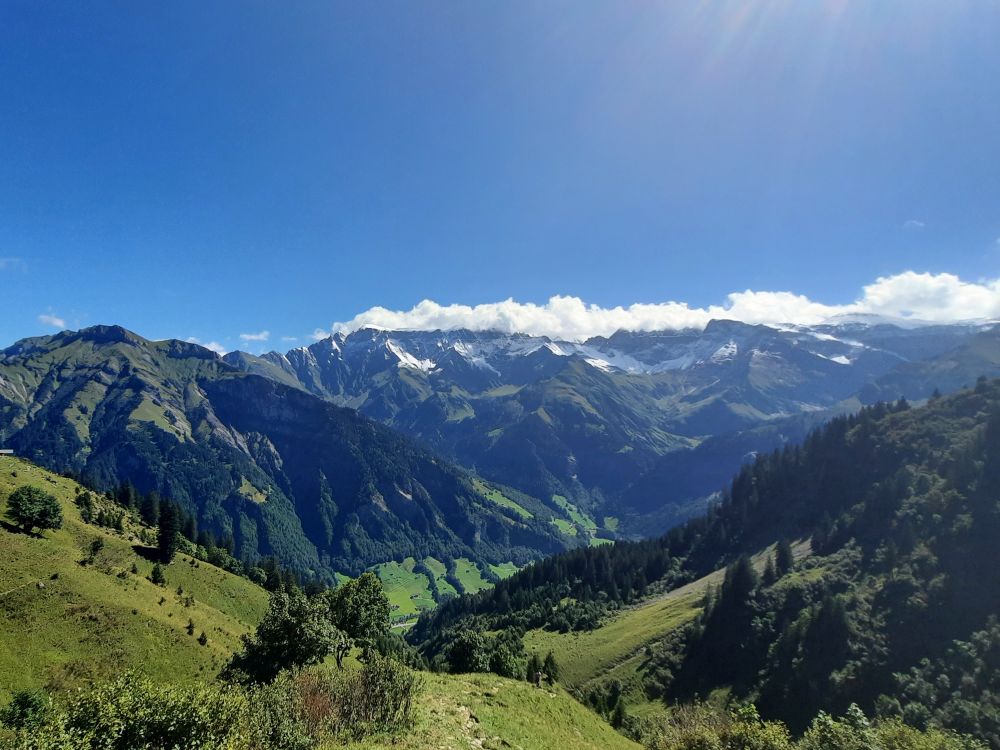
[0, 456, 268, 700]
[228, 320, 997, 536]
[341, 672, 641, 750]
[0, 459, 640, 750]
[0, 327, 569, 580]
[411, 381, 1000, 742]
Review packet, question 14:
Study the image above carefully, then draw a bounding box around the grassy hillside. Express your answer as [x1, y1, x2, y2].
[0, 456, 268, 700]
[522, 541, 811, 717]
[340, 672, 641, 750]
[524, 576, 705, 690]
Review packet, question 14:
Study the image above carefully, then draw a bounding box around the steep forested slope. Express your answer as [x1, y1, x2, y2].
[413, 381, 1000, 744]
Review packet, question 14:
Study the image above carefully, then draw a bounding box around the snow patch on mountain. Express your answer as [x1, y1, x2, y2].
[385, 341, 436, 372]
[709, 341, 738, 363]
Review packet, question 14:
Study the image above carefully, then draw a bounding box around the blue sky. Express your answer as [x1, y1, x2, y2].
[2, 1, 999, 350]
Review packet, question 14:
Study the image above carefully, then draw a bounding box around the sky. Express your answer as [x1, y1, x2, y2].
[1, 1, 999, 351]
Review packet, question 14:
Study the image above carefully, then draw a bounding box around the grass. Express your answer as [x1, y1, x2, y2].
[0, 457, 268, 701]
[473, 478, 533, 519]
[489, 562, 519, 580]
[452, 557, 490, 594]
[550, 518, 577, 536]
[421, 556, 458, 598]
[335, 672, 640, 750]
[373, 555, 516, 623]
[523, 580, 706, 690]
[551, 494, 597, 532]
[128, 396, 189, 441]
[237, 477, 267, 504]
[521, 541, 815, 711]
[371, 558, 435, 621]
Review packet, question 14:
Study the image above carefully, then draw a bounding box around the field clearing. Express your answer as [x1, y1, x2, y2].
[453, 557, 490, 594]
[473, 478, 533, 519]
[522, 541, 812, 692]
[371, 558, 435, 620]
[523, 581, 706, 689]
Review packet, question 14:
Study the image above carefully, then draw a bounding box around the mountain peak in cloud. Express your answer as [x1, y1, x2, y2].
[321, 271, 1000, 342]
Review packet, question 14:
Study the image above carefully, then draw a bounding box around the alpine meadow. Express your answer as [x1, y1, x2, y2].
[2, 3, 1000, 749]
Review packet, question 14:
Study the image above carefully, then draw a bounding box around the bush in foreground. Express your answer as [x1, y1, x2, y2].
[3, 658, 420, 750]
[641, 703, 986, 750]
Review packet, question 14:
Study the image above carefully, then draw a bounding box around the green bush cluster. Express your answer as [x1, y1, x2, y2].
[5, 485, 62, 533]
[641, 703, 985, 750]
[2, 659, 421, 750]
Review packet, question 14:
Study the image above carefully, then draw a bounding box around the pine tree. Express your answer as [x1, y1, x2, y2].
[526, 652, 543, 683]
[611, 700, 627, 729]
[762, 556, 778, 586]
[139, 491, 160, 526]
[157, 502, 180, 563]
[775, 539, 794, 575]
[150, 563, 166, 586]
[543, 651, 559, 685]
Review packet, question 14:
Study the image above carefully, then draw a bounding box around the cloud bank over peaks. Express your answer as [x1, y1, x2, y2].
[323, 272, 1000, 342]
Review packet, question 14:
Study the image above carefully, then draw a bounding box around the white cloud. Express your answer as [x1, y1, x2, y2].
[186, 336, 227, 355]
[0, 257, 26, 272]
[320, 271, 1000, 341]
[38, 312, 66, 329]
[239, 330, 270, 342]
[903, 219, 926, 229]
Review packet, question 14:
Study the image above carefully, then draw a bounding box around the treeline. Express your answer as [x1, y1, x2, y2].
[68, 478, 314, 592]
[410, 532, 684, 648]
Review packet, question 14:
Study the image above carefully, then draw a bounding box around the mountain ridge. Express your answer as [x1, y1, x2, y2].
[0, 326, 574, 582]
[225, 319, 1000, 535]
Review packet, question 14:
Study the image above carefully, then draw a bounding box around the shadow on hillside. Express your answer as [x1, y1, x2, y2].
[131, 544, 162, 563]
[0, 519, 41, 537]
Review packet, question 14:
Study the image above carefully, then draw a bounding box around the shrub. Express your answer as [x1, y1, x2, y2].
[874, 718, 986, 750]
[12, 672, 248, 750]
[0, 691, 50, 730]
[320, 655, 421, 739]
[149, 563, 166, 586]
[644, 703, 793, 750]
[446, 630, 491, 673]
[5, 486, 62, 533]
[7, 672, 319, 750]
[245, 674, 314, 750]
[798, 706, 987, 750]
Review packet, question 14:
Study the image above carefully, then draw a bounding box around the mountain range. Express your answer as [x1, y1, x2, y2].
[0, 326, 567, 579]
[226, 316, 1000, 533]
[2, 317, 999, 581]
